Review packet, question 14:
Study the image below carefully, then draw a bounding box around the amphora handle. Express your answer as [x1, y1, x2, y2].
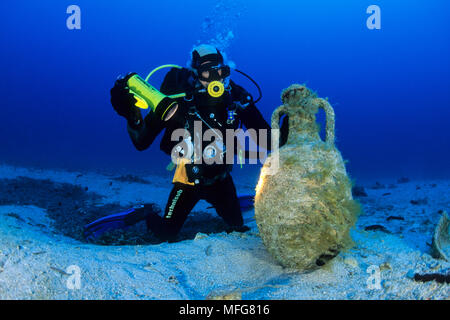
[317, 98, 335, 145]
[271, 100, 335, 145]
[270, 105, 288, 148]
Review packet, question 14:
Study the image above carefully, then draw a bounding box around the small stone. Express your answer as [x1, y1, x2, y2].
[427, 260, 440, 270]
[386, 216, 404, 222]
[143, 263, 157, 272]
[168, 275, 179, 284]
[410, 198, 428, 205]
[370, 182, 386, 190]
[194, 233, 208, 240]
[352, 186, 367, 197]
[406, 269, 415, 279]
[344, 258, 359, 268]
[206, 290, 242, 300]
[347, 292, 356, 299]
[397, 177, 410, 183]
[382, 280, 392, 289]
[380, 262, 392, 271]
[364, 225, 390, 233]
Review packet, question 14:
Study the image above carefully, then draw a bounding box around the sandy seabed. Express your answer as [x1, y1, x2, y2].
[0, 164, 448, 300]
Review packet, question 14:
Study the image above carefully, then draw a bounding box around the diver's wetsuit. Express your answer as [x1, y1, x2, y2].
[127, 67, 283, 242]
[145, 175, 245, 242]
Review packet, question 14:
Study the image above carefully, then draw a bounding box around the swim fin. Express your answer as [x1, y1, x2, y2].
[83, 203, 160, 241]
[84, 195, 254, 241]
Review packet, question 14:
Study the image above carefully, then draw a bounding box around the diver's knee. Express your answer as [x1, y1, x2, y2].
[146, 213, 181, 242]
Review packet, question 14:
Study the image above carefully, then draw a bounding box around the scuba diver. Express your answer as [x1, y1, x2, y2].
[84, 44, 287, 242]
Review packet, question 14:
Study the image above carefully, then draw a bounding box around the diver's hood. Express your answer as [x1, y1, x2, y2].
[191, 44, 224, 69]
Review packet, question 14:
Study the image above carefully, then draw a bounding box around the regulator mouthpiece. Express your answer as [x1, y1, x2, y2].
[207, 81, 225, 98]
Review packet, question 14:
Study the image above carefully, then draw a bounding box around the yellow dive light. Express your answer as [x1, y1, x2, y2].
[207, 81, 225, 98]
[125, 64, 229, 122]
[126, 73, 178, 121]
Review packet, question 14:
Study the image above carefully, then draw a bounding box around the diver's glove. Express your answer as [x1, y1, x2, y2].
[230, 81, 254, 110]
[110, 73, 143, 127]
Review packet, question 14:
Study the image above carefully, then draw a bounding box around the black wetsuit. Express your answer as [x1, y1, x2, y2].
[127, 67, 282, 242]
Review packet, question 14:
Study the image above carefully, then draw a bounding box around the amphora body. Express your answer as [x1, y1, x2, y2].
[255, 84, 360, 271]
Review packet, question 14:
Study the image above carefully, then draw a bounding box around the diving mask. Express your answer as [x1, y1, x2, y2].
[194, 63, 230, 99]
[196, 62, 231, 82]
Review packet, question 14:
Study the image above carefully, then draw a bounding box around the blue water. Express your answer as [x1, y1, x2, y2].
[1, 0, 449, 181]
